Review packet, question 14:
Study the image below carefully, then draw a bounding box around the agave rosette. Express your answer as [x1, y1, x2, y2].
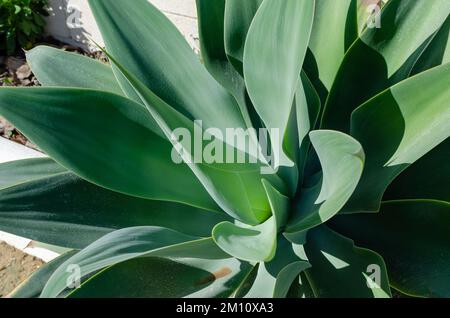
[0, 0, 449, 298]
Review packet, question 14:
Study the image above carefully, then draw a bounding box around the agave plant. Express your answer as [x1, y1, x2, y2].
[0, 0, 449, 298]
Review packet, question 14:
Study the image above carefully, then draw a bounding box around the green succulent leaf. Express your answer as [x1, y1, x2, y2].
[0, 158, 66, 190]
[0, 0, 447, 300]
[0, 88, 220, 212]
[9, 250, 78, 298]
[68, 256, 252, 298]
[304, 0, 357, 100]
[383, 138, 450, 202]
[224, 0, 262, 74]
[285, 130, 364, 237]
[295, 72, 322, 185]
[304, 225, 391, 298]
[0, 159, 230, 249]
[212, 180, 289, 262]
[239, 237, 310, 298]
[102, 47, 286, 225]
[26, 46, 123, 95]
[331, 200, 450, 298]
[88, 0, 248, 135]
[40, 227, 200, 298]
[195, 0, 255, 131]
[322, 0, 450, 133]
[273, 262, 311, 298]
[411, 14, 450, 75]
[345, 63, 450, 213]
[244, 0, 315, 167]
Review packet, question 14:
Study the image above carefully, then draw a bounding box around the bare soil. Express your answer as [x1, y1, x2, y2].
[0, 242, 44, 297]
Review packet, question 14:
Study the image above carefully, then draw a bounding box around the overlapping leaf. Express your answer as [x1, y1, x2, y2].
[26, 46, 123, 95]
[68, 255, 251, 298]
[244, 0, 315, 168]
[88, 0, 248, 135]
[0, 88, 221, 213]
[285, 130, 364, 237]
[332, 200, 450, 297]
[212, 180, 289, 262]
[345, 63, 450, 213]
[304, 225, 391, 298]
[40, 227, 200, 297]
[321, 0, 450, 133]
[0, 159, 230, 248]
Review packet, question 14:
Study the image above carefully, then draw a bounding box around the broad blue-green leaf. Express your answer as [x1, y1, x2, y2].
[224, 0, 262, 74]
[103, 49, 286, 225]
[195, 0, 255, 131]
[26, 46, 123, 94]
[295, 72, 322, 185]
[241, 237, 310, 298]
[304, 225, 391, 298]
[9, 251, 78, 298]
[321, 0, 450, 133]
[68, 256, 252, 298]
[0, 88, 220, 212]
[0, 159, 230, 249]
[150, 238, 231, 260]
[273, 262, 311, 298]
[40, 227, 199, 298]
[412, 14, 450, 75]
[331, 200, 450, 297]
[0, 158, 65, 190]
[345, 63, 450, 213]
[212, 180, 289, 262]
[383, 138, 450, 202]
[88, 0, 248, 135]
[304, 0, 357, 100]
[244, 0, 315, 168]
[285, 130, 364, 237]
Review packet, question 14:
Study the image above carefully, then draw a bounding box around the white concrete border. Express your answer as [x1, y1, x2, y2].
[45, 0, 199, 52]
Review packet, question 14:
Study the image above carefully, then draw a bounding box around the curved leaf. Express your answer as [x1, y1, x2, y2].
[40, 227, 199, 298]
[304, 0, 357, 100]
[244, 0, 315, 167]
[0, 159, 230, 249]
[68, 256, 251, 298]
[383, 138, 450, 202]
[241, 237, 310, 298]
[296, 72, 322, 185]
[0, 88, 220, 212]
[26, 46, 123, 94]
[345, 63, 450, 213]
[321, 0, 450, 133]
[285, 130, 364, 237]
[304, 225, 391, 298]
[212, 180, 289, 262]
[0, 158, 65, 190]
[195, 0, 255, 131]
[103, 48, 286, 225]
[88, 0, 248, 135]
[412, 14, 450, 75]
[331, 200, 450, 297]
[224, 0, 262, 74]
[274, 262, 311, 298]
